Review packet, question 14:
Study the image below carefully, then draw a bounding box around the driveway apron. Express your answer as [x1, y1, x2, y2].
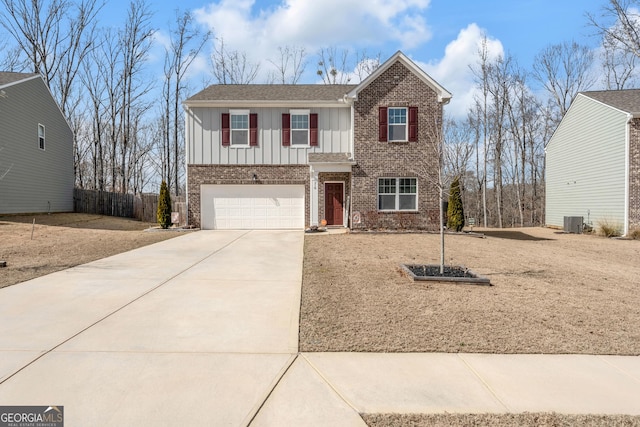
[0, 230, 303, 426]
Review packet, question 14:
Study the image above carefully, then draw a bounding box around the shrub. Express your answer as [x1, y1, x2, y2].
[447, 176, 465, 232]
[597, 218, 622, 238]
[157, 180, 172, 229]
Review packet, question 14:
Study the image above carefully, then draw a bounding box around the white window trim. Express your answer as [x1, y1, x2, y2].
[388, 107, 407, 142]
[290, 109, 310, 148]
[38, 123, 45, 150]
[377, 177, 418, 212]
[229, 109, 250, 148]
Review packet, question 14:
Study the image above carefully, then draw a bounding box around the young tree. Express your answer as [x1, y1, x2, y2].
[157, 180, 172, 228]
[447, 176, 465, 232]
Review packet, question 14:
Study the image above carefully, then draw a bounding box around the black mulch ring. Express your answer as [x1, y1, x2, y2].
[407, 265, 475, 278]
[402, 264, 492, 285]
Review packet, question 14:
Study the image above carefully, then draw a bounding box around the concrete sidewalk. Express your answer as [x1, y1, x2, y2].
[1, 230, 639, 426]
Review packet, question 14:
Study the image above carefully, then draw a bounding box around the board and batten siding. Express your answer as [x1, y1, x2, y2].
[186, 106, 351, 165]
[546, 94, 627, 229]
[0, 77, 74, 214]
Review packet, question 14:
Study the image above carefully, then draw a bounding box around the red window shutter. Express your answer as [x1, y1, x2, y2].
[408, 106, 418, 142]
[221, 113, 230, 146]
[282, 113, 291, 146]
[379, 107, 388, 142]
[310, 113, 318, 146]
[249, 113, 258, 146]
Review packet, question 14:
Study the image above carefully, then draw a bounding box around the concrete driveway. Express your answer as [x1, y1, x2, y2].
[3, 230, 640, 426]
[0, 230, 304, 425]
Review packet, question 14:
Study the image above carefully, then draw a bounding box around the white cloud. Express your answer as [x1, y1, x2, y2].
[419, 23, 504, 119]
[194, 0, 433, 75]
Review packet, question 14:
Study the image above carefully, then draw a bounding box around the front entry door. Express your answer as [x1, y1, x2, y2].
[325, 183, 344, 226]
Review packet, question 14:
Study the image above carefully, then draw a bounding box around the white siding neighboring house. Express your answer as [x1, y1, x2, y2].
[0, 73, 74, 214]
[546, 90, 640, 235]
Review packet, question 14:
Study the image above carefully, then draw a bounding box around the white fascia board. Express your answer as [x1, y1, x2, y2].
[347, 51, 452, 104]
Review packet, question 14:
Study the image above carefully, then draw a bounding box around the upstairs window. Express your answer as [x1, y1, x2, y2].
[221, 111, 258, 147]
[230, 110, 249, 146]
[38, 124, 45, 150]
[282, 112, 318, 147]
[388, 107, 407, 141]
[378, 177, 417, 211]
[379, 106, 418, 142]
[291, 111, 309, 146]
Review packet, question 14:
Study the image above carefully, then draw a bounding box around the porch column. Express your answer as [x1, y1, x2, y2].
[310, 168, 319, 227]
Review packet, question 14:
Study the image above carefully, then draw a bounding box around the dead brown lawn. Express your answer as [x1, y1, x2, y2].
[299, 227, 640, 355]
[0, 213, 181, 288]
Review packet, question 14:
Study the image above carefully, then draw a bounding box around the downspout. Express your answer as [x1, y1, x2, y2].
[184, 105, 190, 227]
[348, 94, 355, 227]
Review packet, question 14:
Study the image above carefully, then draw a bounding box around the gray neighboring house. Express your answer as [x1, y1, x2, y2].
[546, 89, 640, 235]
[0, 72, 74, 214]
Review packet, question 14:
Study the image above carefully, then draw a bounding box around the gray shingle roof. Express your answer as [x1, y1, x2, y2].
[582, 89, 640, 113]
[187, 84, 357, 102]
[0, 72, 38, 87]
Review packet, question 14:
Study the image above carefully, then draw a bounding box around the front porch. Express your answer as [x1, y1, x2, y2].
[308, 153, 354, 228]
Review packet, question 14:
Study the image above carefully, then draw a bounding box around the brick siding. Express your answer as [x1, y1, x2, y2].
[351, 61, 442, 230]
[187, 164, 309, 228]
[629, 119, 640, 229]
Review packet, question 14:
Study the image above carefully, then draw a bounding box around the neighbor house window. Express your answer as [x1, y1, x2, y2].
[378, 177, 417, 211]
[221, 111, 258, 147]
[38, 124, 45, 150]
[291, 110, 309, 146]
[388, 107, 407, 141]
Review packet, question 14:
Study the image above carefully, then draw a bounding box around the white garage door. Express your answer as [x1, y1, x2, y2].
[201, 184, 305, 230]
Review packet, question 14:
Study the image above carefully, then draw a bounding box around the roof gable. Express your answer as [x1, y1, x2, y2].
[347, 51, 452, 103]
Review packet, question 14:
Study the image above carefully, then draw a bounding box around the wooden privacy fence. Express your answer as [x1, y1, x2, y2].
[74, 188, 186, 225]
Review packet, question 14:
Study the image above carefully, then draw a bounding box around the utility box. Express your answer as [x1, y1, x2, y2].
[563, 216, 583, 234]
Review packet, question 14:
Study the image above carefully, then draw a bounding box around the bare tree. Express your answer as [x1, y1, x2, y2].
[532, 41, 595, 120]
[588, 0, 640, 58]
[0, 0, 103, 115]
[211, 37, 259, 84]
[267, 45, 307, 84]
[316, 46, 352, 84]
[163, 9, 210, 195]
[354, 49, 382, 82]
[601, 29, 640, 89]
[118, 0, 155, 193]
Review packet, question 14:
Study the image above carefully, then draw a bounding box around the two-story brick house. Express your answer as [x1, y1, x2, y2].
[184, 51, 451, 230]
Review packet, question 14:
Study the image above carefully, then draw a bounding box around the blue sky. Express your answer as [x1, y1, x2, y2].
[104, 0, 607, 116]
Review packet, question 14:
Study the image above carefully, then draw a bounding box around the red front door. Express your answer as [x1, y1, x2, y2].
[325, 183, 344, 226]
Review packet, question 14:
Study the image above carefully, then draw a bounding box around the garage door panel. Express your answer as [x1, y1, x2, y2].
[201, 185, 304, 230]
